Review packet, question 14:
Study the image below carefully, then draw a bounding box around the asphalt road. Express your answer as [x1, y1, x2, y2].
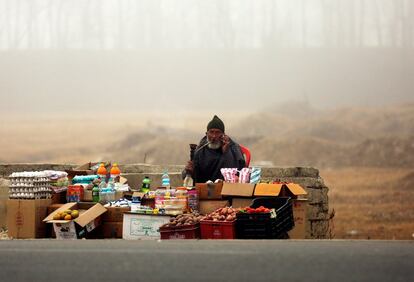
[0, 240, 413, 282]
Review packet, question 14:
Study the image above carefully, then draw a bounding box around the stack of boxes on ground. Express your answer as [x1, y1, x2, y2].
[6, 163, 308, 240]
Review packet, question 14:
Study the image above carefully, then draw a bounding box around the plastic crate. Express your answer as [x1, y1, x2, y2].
[200, 220, 236, 239]
[159, 223, 200, 240]
[250, 197, 295, 239]
[236, 212, 273, 239]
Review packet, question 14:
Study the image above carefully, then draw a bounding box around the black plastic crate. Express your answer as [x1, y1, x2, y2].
[236, 212, 273, 239]
[250, 197, 294, 239]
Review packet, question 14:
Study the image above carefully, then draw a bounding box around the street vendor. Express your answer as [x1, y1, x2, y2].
[184, 115, 246, 183]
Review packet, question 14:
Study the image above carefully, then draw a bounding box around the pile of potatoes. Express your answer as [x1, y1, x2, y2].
[203, 207, 237, 222]
[161, 213, 204, 228]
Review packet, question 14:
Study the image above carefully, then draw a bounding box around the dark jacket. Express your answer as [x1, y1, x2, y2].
[192, 136, 246, 183]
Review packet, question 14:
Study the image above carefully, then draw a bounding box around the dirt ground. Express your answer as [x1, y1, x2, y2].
[321, 167, 414, 240]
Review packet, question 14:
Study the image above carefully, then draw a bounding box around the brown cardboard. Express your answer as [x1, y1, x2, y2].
[196, 182, 223, 200]
[231, 198, 253, 209]
[199, 200, 229, 215]
[254, 183, 307, 198]
[83, 190, 93, 202]
[51, 190, 66, 204]
[221, 183, 255, 197]
[102, 206, 130, 222]
[44, 202, 107, 239]
[102, 222, 123, 238]
[132, 192, 146, 198]
[288, 199, 308, 239]
[7, 199, 52, 239]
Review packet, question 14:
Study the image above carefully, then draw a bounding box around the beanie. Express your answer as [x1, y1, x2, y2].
[207, 115, 225, 132]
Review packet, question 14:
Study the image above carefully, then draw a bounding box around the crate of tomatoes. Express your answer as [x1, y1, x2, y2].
[236, 197, 294, 239]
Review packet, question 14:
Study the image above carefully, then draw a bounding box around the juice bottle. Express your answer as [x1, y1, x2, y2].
[97, 163, 107, 181]
[110, 163, 121, 182]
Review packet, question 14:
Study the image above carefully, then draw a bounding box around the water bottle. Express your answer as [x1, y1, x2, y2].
[98, 180, 107, 204]
[161, 170, 170, 188]
[141, 176, 151, 193]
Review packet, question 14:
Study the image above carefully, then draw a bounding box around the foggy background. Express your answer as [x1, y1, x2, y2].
[0, 0, 413, 114]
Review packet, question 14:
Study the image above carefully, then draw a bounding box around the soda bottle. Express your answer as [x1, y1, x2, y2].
[97, 163, 107, 181]
[141, 176, 151, 193]
[92, 185, 100, 203]
[110, 163, 121, 182]
[161, 170, 170, 188]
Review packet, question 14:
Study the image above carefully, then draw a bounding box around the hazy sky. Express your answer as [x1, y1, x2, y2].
[0, 0, 413, 114]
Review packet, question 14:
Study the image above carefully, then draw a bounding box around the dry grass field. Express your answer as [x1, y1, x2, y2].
[322, 167, 414, 240]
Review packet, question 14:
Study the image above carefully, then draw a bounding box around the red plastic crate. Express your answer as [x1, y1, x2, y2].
[200, 220, 236, 239]
[159, 223, 200, 240]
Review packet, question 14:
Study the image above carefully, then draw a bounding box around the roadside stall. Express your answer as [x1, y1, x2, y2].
[6, 163, 307, 240]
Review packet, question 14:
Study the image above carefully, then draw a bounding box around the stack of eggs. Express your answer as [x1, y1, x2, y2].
[8, 171, 52, 199]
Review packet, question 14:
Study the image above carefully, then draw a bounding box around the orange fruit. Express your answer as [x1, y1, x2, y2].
[64, 214, 72, 220]
[71, 210, 79, 219]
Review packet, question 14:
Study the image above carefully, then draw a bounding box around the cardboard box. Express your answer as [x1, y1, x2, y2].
[102, 222, 123, 238]
[221, 183, 255, 197]
[43, 202, 107, 240]
[66, 162, 111, 183]
[199, 200, 229, 215]
[51, 190, 67, 204]
[196, 182, 223, 200]
[83, 190, 93, 202]
[102, 206, 130, 222]
[220, 183, 255, 209]
[231, 198, 253, 209]
[288, 199, 308, 239]
[7, 199, 52, 239]
[254, 183, 307, 198]
[122, 213, 171, 240]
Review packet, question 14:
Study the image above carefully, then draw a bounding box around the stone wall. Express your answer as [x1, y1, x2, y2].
[0, 163, 330, 238]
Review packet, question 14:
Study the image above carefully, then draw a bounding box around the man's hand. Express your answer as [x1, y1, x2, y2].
[185, 160, 194, 174]
[221, 135, 230, 153]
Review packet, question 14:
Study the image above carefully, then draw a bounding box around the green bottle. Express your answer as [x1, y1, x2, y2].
[141, 176, 151, 193]
[92, 186, 100, 203]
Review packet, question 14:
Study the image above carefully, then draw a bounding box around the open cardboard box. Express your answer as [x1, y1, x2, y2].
[220, 182, 256, 209]
[254, 183, 307, 198]
[196, 182, 223, 200]
[43, 202, 107, 239]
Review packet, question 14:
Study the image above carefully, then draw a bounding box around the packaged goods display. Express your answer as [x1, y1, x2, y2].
[8, 171, 68, 200]
[7, 162, 305, 241]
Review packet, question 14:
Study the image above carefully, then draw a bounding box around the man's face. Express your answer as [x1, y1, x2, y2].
[206, 128, 224, 149]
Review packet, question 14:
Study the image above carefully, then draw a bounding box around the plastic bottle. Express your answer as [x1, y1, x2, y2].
[92, 185, 100, 203]
[110, 163, 121, 182]
[161, 170, 170, 188]
[141, 176, 151, 193]
[131, 196, 141, 212]
[183, 174, 193, 188]
[97, 163, 107, 181]
[98, 180, 107, 204]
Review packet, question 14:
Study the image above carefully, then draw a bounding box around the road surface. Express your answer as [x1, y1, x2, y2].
[0, 240, 412, 282]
